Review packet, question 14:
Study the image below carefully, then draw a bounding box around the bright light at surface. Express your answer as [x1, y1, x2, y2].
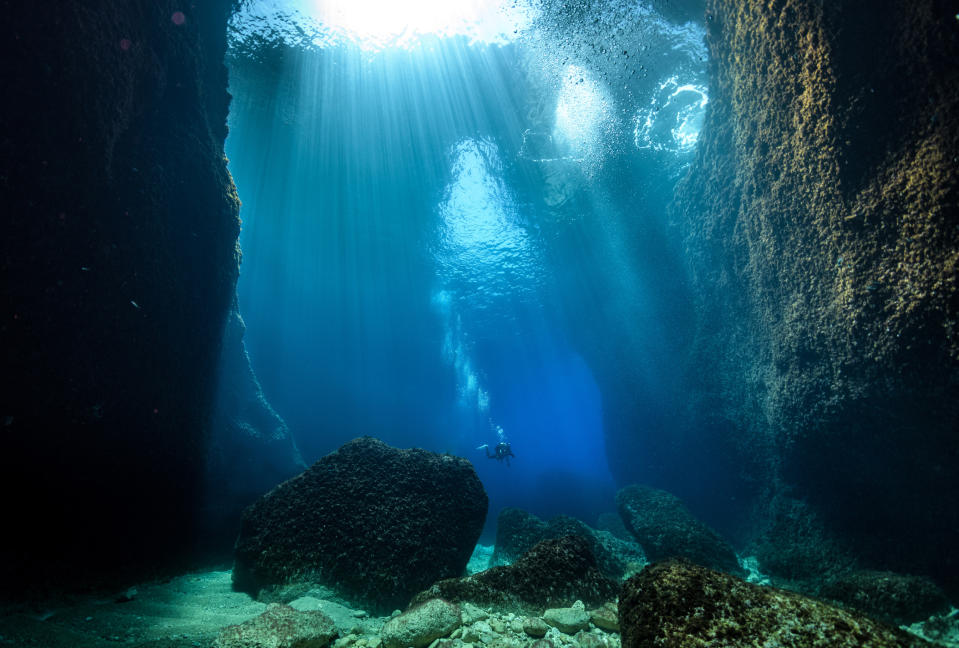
[553, 65, 613, 164]
[634, 75, 709, 154]
[311, 0, 534, 48]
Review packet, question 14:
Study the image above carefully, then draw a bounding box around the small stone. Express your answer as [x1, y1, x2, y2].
[588, 603, 618, 632]
[116, 586, 138, 603]
[334, 634, 356, 648]
[354, 610, 369, 618]
[530, 640, 556, 648]
[543, 601, 590, 635]
[574, 630, 608, 648]
[509, 619, 524, 634]
[523, 618, 550, 638]
[460, 602, 489, 624]
[462, 620, 492, 643]
[489, 618, 506, 633]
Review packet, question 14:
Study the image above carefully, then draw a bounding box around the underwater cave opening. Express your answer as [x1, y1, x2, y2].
[221, 0, 708, 533]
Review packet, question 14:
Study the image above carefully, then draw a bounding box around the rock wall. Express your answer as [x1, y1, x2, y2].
[670, 0, 958, 590]
[203, 302, 306, 553]
[0, 1, 240, 594]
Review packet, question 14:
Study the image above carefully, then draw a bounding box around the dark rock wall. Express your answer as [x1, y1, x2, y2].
[203, 302, 306, 553]
[0, 1, 239, 593]
[668, 0, 958, 589]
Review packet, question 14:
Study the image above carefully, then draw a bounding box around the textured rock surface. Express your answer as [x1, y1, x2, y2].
[381, 599, 462, 648]
[543, 601, 590, 635]
[616, 485, 741, 576]
[0, 0, 240, 595]
[411, 537, 619, 614]
[493, 509, 645, 580]
[233, 437, 488, 613]
[492, 508, 549, 565]
[751, 495, 856, 592]
[821, 570, 952, 627]
[588, 603, 619, 633]
[204, 304, 306, 549]
[662, 0, 959, 594]
[620, 561, 930, 648]
[214, 603, 336, 648]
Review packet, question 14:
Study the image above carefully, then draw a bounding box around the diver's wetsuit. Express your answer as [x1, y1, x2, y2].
[485, 442, 515, 467]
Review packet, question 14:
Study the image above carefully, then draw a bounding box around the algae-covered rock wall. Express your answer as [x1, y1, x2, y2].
[0, 1, 240, 594]
[670, 0, 958, 589]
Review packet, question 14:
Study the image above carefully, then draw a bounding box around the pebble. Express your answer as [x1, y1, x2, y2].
[523, 618, 550, 638]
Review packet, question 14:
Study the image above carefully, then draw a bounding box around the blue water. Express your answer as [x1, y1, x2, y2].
[225, 0, 707, 537]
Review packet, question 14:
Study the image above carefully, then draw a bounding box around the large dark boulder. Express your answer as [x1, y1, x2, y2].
[821, 570, 952, 627]
[620, 561, 930, 648]
[232, 437, 488, 613]
[491, 508, 548, 565]
[617, 485, 742, 576]
[493, 508, 645, 581]
[0, 0, 240, 595]
[412, 536, 618, 614]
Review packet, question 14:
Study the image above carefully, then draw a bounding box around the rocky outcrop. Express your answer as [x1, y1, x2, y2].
[620, 561, 930, 648]
[616, 485, 741, 576]
[412, 536, 618, 614]
[233, 437, 488, 613]
[666, 0, 959, 593]
[751, 495, 857, 592]
[203, 303, 306, 550]
[492, 509, 645, 580]
[0, 1, 240, 595]
[821, 571, 952, 627]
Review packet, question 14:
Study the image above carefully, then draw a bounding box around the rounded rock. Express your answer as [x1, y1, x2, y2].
[381, 599, 462, 648]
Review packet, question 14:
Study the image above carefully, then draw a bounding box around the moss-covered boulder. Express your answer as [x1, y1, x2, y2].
[821, 570, 952, 627]
[411, 536, 618, 614]
[616, 485, 742, 576]
[492, 508, 645, 580]
[233, 437, 487, 613]
[620, 561, 930, 648]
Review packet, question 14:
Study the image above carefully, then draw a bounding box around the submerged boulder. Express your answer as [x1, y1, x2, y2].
[214, 603, 336, 648]
[616, 485, 742, 576]
[821, 570, 952, 627]
[492, 508, 645, 580]
[491, 508, 548, 565]
[232, 437, 487, 613]
[620, 561, 930, 648]
[411, 536, 618, 614]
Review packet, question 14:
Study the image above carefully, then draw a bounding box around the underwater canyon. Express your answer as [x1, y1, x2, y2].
[1, 0, 957, 646]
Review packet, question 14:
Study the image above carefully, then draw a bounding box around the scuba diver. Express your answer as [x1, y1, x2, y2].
[478, 441, 515, 466]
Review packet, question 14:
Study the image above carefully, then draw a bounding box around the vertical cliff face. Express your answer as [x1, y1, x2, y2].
[0, 1, 239, 593]
[671, 0, 958, 588]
